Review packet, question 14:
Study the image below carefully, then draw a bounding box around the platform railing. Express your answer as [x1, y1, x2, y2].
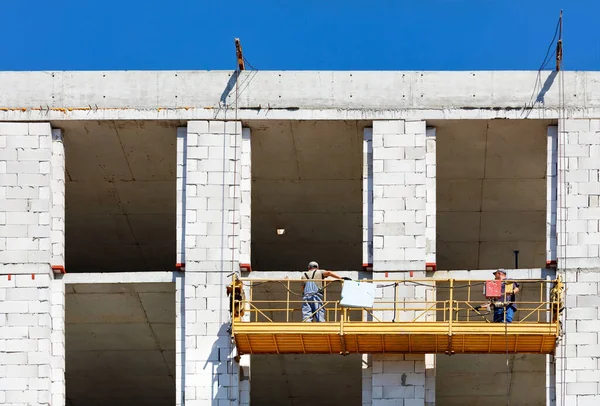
[230, 277, 562, 333]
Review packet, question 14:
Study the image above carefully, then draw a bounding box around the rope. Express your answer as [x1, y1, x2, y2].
[555, 12, 568, 405]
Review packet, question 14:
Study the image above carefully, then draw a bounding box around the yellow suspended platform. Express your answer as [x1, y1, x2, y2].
[233, 321, 558, 355]
[229, 277, 563, 355]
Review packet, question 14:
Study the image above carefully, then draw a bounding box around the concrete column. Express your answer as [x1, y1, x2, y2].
[425, 127, 436, 271]
[366, 271, 430, 405]
[50, 129, 65, 275]
[176, 127, 187, 270]
[424, 354, 435, 406]
[363, 128, 373, 269]
[547, 125, 558, 268]
[0, 123, 63, 405]
[372, 120, 427, 272]
[182, 120, 242, 406]
[239, 128, 251, 272]
[553, 119, 600, 405]
[362, 355, 372, 406]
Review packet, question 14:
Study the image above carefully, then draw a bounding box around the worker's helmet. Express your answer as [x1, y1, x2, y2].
[493, 269, 507, 276]
[308, 261, 319, 269]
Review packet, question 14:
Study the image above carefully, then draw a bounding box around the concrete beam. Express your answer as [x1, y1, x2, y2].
[62, 271, 180, 284]
[0, 71, 598, 121]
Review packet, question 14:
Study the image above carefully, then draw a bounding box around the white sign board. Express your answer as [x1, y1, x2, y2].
[339, 281, 375, 308]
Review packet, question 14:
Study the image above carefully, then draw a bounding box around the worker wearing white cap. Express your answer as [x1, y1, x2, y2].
[492, 269, 520, 323]
[301, 261, 349, 322]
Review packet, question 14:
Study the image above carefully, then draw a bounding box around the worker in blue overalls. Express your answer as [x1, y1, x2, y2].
[301, 261, 349, 322]
[492, 269, 520, 323]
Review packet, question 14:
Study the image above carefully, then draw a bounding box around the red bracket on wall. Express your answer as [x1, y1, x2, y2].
[362, 263, 373, 272]
[426, 262, 437, 272]
[51, 265, 66, 274]
[546, 260, 557, 270]
[239, 263, 252, 272]
[176, 263, 185, 272]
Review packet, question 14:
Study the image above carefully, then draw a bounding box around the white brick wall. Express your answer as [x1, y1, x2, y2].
[370, 354, 426, 406]
[557, 119, 600, 267]
[425, 128, 436, 269]
[548, 125, 558, 265]
[175, 274, 184, 406]
[182, 121, 242, 405]
[50, 278, 65, 406]
[372, 120, 427, 271]
[554, 273, 600, 405]
[1, 123, 53, 273]
[0, 123, 63, 404]
[364, 128, 374, 268]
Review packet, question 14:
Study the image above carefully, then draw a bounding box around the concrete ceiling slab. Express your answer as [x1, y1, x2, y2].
[113, 181, 174, 214]
[138, 293, 176, 324]
[484, 120, 548, 179]
[436, 242, 480, 271]
[60, 120, 177, 272]
[478, 241, 546, 269]
[482, 179, 546, 212]
[68, 323, 158, 351]
[66, 293, 147, 324]
[479, 212, 546, 242]
[66, 181, 122, 214]
[436, 120, 550, 270]
[437, 179, 482, 212]
[66, 282, 174, 406]
[437, 354, 545, 406]
[435, 120, 487, 179]
[252, 180, 362, 213]
[437, 212, 481, 242]
[251, 120, 366, 271]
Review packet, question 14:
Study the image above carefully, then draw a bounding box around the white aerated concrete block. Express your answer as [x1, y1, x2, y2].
[373, 121, 426, 272]
[182, 121, 242, 405]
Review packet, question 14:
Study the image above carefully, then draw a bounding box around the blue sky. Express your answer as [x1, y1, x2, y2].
[2, 1, 598, 71]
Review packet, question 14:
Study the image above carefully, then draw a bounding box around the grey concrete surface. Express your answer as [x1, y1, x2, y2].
[60, 120, 178, 272]
[437, 353, 546, 406]
[251, 354, 361, 406]
[250, 120, 367, 271]
[435, 120, 551, 270]
[65, 282, 175, 406]
[0, 71, 598, 121]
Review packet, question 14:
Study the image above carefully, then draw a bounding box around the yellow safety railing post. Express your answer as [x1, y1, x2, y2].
[448, 279, 454, 336]
[468, 280, 472, 322]
[286, 279, 290, 322]
[250, 280, 254, 322]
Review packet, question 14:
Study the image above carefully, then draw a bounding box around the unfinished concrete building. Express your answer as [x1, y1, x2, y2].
[0, 70, 599, 406]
